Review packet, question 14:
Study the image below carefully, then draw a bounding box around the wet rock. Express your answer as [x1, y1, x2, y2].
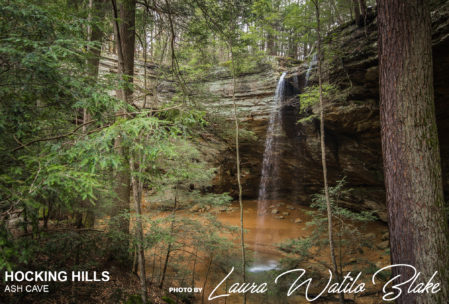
[271, 208, 279, 214]
[282, 212, 289, 216]
[286, 205, 295, 210]
[275, 216, 285, 219]
[294, 218, 302, 224]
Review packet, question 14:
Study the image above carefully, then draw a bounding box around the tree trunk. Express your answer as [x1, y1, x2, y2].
[201, 257, 213, 304]
[314, 2, 344, 304]
[160, 193, 177, 289]
[87, 0, 107, 79]
[116, 0, 135, 103]
[159, 242, 171, 289]
[84, 0, 108, 229]
[110, 0, 136, 267]
[358, 0, 367, 17]
[231, 53, 247, 297]
[267, 30, 276, 56]
[353, 0, 361, 26]
[130, 153, 148, 303]
[377, 1, 449, 303]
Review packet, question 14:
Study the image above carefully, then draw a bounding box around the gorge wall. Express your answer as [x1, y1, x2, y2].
[98, 1, 449, 222]
[198, 1, 449, 222]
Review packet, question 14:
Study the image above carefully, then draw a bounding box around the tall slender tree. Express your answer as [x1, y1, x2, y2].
[312, 1, 344, 303]
[377, 0, 449, 302]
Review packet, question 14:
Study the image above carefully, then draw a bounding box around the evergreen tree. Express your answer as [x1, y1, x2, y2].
[377, 0, 449, 302]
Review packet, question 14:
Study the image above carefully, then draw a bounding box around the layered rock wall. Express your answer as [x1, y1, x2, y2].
[99, 1, 449, 221]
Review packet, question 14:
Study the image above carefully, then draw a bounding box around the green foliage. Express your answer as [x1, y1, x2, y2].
[161, 295, 176, 304]
[0, 0, 382, 301]
[298, 84, 337, 114]
[279, 179, 380, 279]
[0, 0, 120, 269]
[310, 178, 377, 222]
[126, 294, 147, 304]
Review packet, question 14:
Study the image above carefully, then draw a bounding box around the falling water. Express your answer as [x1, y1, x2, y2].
[305, 54, 317, 87]
[249, 72, 288, 274]
[257, 72, 287, 214]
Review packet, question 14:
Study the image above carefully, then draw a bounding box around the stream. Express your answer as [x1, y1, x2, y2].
[144, 199, 388, 304]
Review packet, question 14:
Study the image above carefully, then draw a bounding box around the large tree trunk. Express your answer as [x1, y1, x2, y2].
[377, 1, 449, 303]
[87, 0, 107, 78]
[84, 0, 108, 229]
[116, 0, 136, 104]
[110, 0, 136, 266]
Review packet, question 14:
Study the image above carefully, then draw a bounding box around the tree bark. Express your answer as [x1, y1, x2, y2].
[358, 0, 367, 17]
[231, 46, 247, 304]
[377, 1, 449, 303]
[130, 153, 148, 303]
[352, 0, 361, 26]
[227, 0, 246, 297]
[84, 0, 108, 229]
[314, 1, 344, 303]
[116, 0, 136, 103]
[110, 0, 136, 267]
[87, 0, 107, 79]
[267, 30, 276, 56]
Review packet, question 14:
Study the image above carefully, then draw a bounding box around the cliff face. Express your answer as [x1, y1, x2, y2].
[199, 2, 449, 222]
[98, 2, 449, 221]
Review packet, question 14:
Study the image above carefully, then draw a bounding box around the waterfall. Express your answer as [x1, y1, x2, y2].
[305, 54, 317, 87]
[249, 72, 288, 274]
[257, 72, 287, 214]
